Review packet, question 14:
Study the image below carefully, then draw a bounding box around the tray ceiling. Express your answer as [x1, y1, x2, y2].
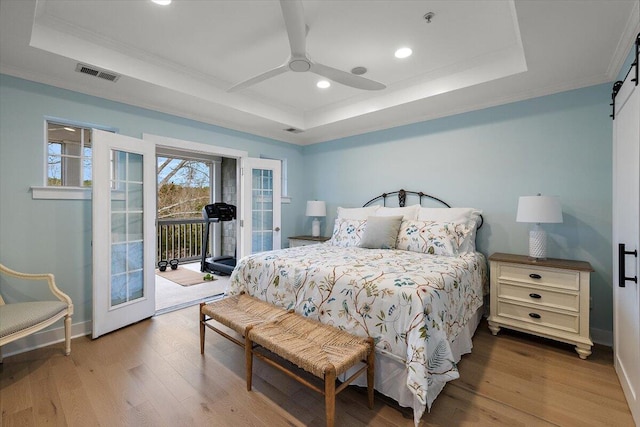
[0, 0, 638, 144]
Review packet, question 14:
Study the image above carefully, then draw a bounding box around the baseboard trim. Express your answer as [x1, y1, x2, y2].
[1, 321, 91, 358]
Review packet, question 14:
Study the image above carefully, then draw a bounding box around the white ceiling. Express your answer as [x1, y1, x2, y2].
[0, 0, 638, 145]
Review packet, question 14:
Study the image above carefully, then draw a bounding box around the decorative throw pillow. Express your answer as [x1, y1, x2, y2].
[337, 205, 380, 220]
[396, 220, 462, 256]
[417, 208, 482, 253]
[328, 218, 367, 247]
[359, 216, 403, 249]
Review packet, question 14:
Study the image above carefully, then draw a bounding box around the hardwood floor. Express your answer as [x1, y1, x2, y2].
[1, 306, 634, 426]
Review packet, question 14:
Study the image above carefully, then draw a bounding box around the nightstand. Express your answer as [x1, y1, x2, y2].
[288, 235, 330, 247]
[487, 253, 594, 359]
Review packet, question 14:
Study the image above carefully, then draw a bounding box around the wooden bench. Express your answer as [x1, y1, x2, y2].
[246, 313, 374, 427]
[200, 294, 375, 427]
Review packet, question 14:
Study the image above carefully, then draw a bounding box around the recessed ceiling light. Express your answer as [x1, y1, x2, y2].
[151, 0, 171, 5]
[395, 47, 413, 59]
[317, 80, 331, 89]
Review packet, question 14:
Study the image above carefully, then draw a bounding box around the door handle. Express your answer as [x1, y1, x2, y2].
[274, 227, 280, 232]
[618, 243, 638, 287]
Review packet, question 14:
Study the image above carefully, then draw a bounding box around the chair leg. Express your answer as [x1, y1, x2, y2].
[199, 303, 205, 355]
[325, 368, 336, 427]
[64, 315, 72, 356]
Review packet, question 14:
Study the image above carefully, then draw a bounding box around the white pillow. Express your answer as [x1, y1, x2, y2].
[417, 208, 482, 253]
[337, 205, 380, 220]
[375, 204, 420, 221]
[417, 207, 482, 224]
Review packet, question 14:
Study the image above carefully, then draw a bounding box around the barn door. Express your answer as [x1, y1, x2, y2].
[612, 56, 640, 425]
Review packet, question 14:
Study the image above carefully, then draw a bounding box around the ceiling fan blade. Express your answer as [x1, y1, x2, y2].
[310, 62, 386, 91]
[280, 0, 306, 57]
[227, 63, 289, 92]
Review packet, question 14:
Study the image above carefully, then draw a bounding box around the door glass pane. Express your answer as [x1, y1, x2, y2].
[110, 150, 145, 307]
[251, 168, 274, 254]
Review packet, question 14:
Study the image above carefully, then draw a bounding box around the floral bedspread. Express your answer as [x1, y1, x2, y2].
[228, 244, 487, 423]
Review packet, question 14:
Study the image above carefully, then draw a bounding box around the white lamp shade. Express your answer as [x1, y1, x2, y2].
[516, 196, 563, 224]
[306, 200, 326, 217]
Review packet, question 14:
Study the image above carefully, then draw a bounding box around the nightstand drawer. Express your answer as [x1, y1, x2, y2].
[498, 283, 579, 312]
[498, 264, 579, 291]
[496, 301, 579, 334]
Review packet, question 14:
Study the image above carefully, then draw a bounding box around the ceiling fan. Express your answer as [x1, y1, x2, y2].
[228, 0, 386, 92]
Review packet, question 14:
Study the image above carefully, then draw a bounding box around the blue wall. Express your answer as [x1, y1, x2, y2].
[302, 84, 613, 334]
[0, 73, 615, 337]
[0, 74, 304, 326]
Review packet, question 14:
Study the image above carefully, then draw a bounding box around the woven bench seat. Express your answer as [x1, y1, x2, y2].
[199, 293, 288, 352]
[199, 294, 375, 426]
[246, 314, 375, 427]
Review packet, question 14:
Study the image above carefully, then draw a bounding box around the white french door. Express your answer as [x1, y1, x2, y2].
[92, 129, 156, 338]
[240, 158, 281, 258]
[613, 59, 640, 425]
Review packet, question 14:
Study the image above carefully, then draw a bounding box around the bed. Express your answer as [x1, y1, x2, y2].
[228, 190, 488, 425]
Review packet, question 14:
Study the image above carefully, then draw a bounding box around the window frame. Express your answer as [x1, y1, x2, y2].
[32, 117, 118, 200]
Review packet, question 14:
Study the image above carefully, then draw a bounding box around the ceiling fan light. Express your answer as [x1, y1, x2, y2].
[317, 80, 331, 89]
[395, 47, 413, 59]
[151, 0, 171, 5]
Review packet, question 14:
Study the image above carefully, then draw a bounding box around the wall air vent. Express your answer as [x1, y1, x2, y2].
[75, 63, 121, 82]
[284, 127, 303, 134]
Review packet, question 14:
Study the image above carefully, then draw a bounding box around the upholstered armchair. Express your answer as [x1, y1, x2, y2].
[0, 263, 73, 362]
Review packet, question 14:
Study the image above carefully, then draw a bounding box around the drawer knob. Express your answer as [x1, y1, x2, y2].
[529, 273, 542, 279]
[529, 313, 541, 319]
[529, 293, 542, 299]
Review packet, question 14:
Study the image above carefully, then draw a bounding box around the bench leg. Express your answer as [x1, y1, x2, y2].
[199, 303, 205, 355]
[325, 368, 336, 427]
[245, 332, 253, 391]
[367, 338, 375, 409]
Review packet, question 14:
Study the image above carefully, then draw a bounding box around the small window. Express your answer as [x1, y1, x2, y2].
[47, 121, 93, 187]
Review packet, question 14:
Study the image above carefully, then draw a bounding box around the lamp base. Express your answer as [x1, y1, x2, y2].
[311, 218, 320, 237]
[529, 228, 547, 259]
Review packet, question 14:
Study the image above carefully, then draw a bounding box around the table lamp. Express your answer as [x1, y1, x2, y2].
[516, 194, 563, 259]
[306, 200, 326, 237]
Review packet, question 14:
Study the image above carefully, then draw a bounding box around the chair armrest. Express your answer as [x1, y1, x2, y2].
[0, 263, 74, 315]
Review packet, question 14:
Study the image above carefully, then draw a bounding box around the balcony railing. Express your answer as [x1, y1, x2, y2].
[157, 218, 208, 264]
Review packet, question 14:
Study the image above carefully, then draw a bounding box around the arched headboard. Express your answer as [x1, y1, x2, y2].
[362, 189, 483, 229]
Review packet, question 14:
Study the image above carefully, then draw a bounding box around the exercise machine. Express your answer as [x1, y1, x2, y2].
[200, 202, 237, 276]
